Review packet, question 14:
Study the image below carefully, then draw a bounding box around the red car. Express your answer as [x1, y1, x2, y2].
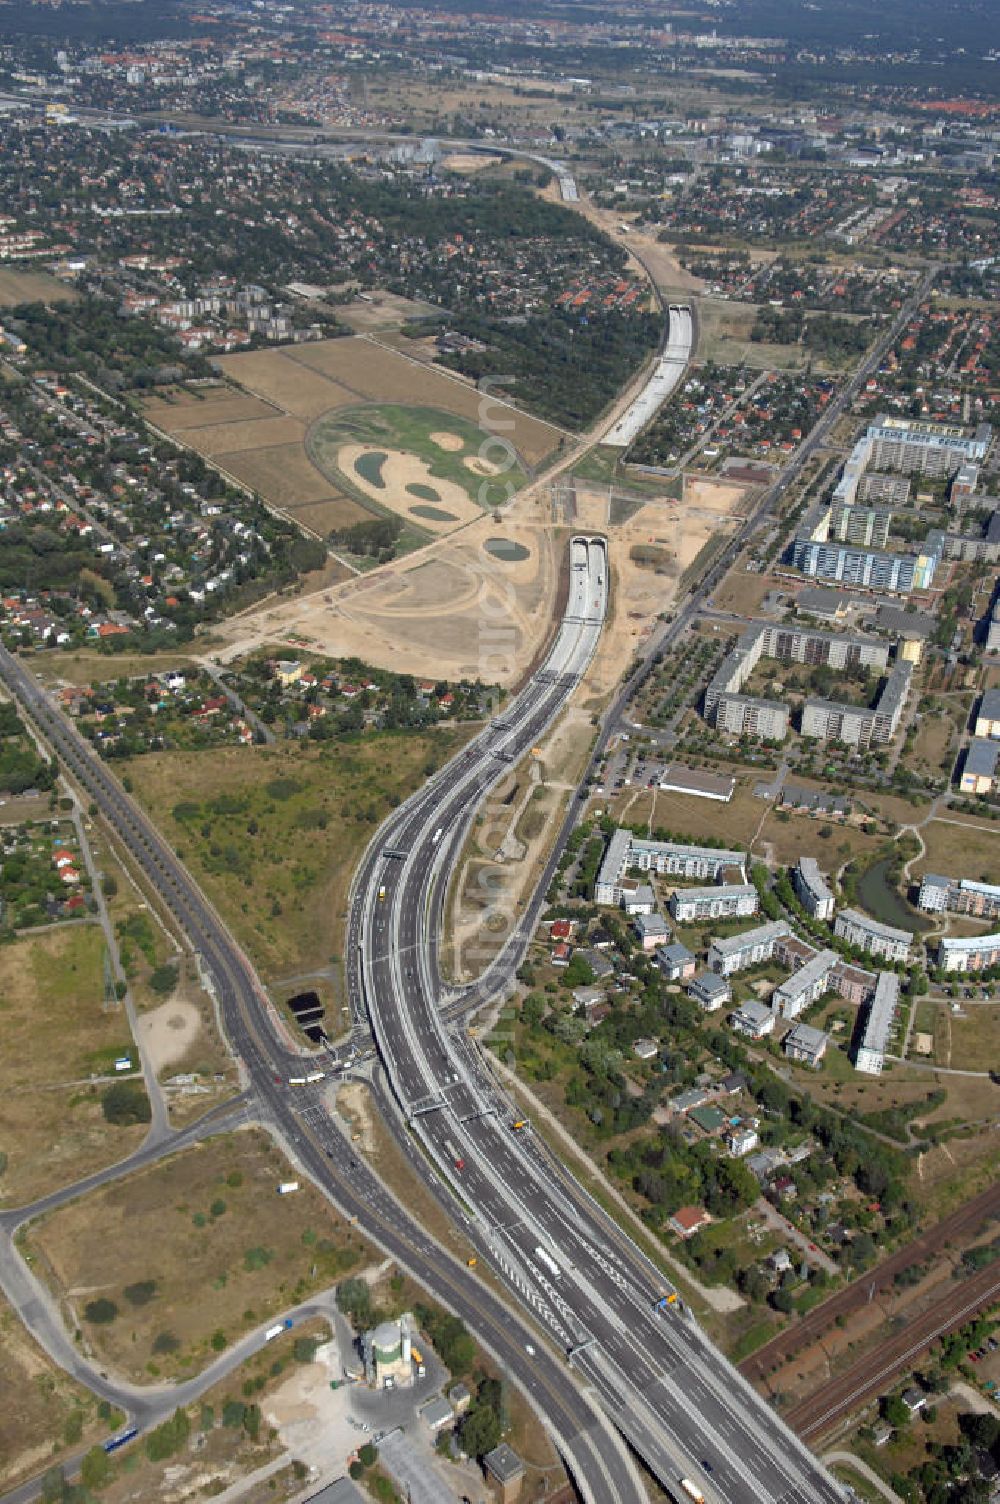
[454, 1158, 466, 1171]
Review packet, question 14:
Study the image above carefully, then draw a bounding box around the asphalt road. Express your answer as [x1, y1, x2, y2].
[0, 640, 641, 1504]
[345, 536, 847, 1504]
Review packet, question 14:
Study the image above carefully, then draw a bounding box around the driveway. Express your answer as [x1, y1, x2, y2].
[754, 1197, 839, 1277]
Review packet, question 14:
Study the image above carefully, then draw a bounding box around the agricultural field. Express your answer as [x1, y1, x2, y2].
[0, 924, 148, 1204]
[0, 1292, 119, 1494]
[0, 268, 77, 306]
[123, 730, 471, 980]
[144, 341, 562, 556]
[22, 1129, 374, 1384]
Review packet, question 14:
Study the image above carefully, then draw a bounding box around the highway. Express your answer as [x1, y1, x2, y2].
[0, 638, 641, 1504]
[345, 535, 846, 1504]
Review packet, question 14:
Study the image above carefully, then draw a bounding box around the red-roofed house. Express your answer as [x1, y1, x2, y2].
[669, 1206, 711, 1240]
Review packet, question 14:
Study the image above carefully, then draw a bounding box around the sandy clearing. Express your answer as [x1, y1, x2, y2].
[442, 152, 503, 174]
[430, 429, 463, 452]
[338, 443, 482, 531]
[136, 998, 201, 1073]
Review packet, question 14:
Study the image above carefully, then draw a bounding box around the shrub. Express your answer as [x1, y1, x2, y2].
[123, 1280, 157, 1307]
[210, 1199, 226, 1218]
[63, 1409, 84, 1444]
[101, 1081, 151, 1126]
[84, 1298, 119, 1326]
[152, 1331, 180, 1354]
[144, 1408, 190, 1463]
[293, 1336, 318, 1363]
[210, 1329, 226, 1352]
[149, 964, 178, 996]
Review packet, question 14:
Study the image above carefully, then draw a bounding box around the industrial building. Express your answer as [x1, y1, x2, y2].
[362, 1315, 414, 1389]
[834, 907, 912, 962]
[917, 874, 1000, 920]
[595, 829, 744, 905]
[852, 971, 900, 1074]
[793, 857, 835, 920]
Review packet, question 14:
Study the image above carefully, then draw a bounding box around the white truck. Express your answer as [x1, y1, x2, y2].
[276, 1181, 300, 1195]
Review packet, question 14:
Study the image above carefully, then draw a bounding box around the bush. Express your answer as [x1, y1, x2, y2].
[84, 1298, 119, 1326]
[123, 1280, 157, 1307]
[222, 1400, 246, 1429]
[293, 1336, 318, 1363]
[358, 1442, 378, 1468]
[210, 1199, 226, 1218]
[152, 1331, 180, 1354]
[243, 1246, 273, 1271]
[101, 1081, 151, 1126]
[63, 1409, 84, 1444]
[80, 1445, 111, 1490]
[149, 963, 178, 996]
[144, 1408, 190, 1463]
[211, 1329, 226, 1352]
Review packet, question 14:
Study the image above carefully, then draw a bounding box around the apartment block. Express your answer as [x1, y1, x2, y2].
[973, 688, 1000, 740]
[852, 971, 900, 1074]
[772, 948, 839, 1019]
[669, 883, 758, 923]
[595, 829, 745, 905]
[783, 1022, 829, 1068]
[708, 920, 791, 976]
[834, 907, 912, 963]
[936, 932, 1000, 973]
[800, 660, 912, 748]
[793, 857, 835, 921]
[917, 874, 1000, 920]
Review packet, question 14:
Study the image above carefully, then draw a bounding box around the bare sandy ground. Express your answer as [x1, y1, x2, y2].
[337, 443, 482, 531]
[430, 429, 463, 451]
[136, 999, 201, 1073]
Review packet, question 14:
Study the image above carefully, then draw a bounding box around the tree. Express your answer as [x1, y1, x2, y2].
[100, 1081, 151, 1126]
[883, 1394, 910, 1428]
[83, 1299, 118, 1326]
[80, 1446, 112, 1491]
[461, 1401, 503, 1459]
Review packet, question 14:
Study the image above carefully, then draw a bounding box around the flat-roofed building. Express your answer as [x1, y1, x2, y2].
[784, 1021, 829, 1068]
[835, 907, 912, 962]
[801, 661, 912, 749]
[936, 931, 1000, 973]
[793, 857, 835, 920]
[960, 737, 1000, 795]
[714, 693, 789, 741]
[917, 874, 1000, 919]
[669, 883, 758, 923]
[853, 971, 900, 1074]
[772, 948, 839, 1019]
[709, 919, 791, 976]
[974, 688, 1000, 740]
[595, 829, 744, 904]
[656, 764, 736, 802]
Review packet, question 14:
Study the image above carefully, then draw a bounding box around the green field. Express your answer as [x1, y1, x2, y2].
[306, 402, 530, 515]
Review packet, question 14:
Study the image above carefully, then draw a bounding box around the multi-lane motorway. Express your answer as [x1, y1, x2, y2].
[0, 637, 643, 1504]
[346, 536, 846, 1504]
